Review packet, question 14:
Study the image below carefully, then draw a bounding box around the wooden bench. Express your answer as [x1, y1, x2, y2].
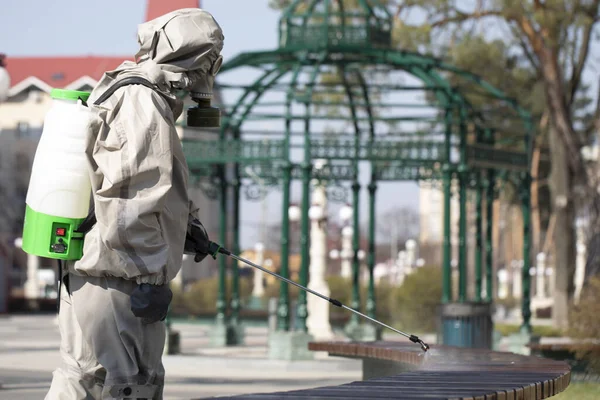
[215, 341, 571, 399]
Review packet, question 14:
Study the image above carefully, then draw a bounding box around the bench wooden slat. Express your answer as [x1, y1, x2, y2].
[212, 341, 571, 400]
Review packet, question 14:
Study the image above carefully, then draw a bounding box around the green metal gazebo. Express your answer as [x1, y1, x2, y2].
[182, 0, 534, 349]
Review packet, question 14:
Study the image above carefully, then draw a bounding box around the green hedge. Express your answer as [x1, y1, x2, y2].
[173, 265, 444, 333]
[171, 276, 252, 314]
[568, 276, 600, 375]
[494, 323, 563, 338]
[389, 265, 443, 332]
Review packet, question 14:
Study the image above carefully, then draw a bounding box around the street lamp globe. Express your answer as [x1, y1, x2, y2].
[254, 242, 265, 252]
[497, 269, 508, 282]
[329, 249, 340, 259]
[357, 249, 366, 260]
[288, 204, 301, 222]
[308, 204, 324, 221]
[339, 203, 353, 222]
[313, 158, 327, 170]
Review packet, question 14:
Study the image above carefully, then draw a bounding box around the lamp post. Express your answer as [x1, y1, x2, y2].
[289, 203, 301, 225]
[511, 259, 523, 300]
[405, 239, 418, 273]
[396, 250, 407, 285]
[339, 204, 353, 278]
[574, 218, 587, 304]
[245, 166, 268, 244]
[248, 242, 266, 310]
[306, 192, 334, 340]
[534, 252, 546, 299]
[497, 268, 508, 299]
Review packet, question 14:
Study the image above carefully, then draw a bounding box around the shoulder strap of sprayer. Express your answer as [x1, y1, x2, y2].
[92, 76, 157, 106]
[74, 77, 158, 235]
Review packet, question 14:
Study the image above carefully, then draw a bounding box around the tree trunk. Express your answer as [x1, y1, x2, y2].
[532, 45, 580, 330]
[539, 50, 585, 180]
[548, 123, 576, 330]
[531, 144, 541, 254]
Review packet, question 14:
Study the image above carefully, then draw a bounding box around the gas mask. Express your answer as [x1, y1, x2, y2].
[133, 8, 225, 127]
[180, 55, 223, 129]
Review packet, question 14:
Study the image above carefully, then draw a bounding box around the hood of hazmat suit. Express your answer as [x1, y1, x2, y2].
[73, 8, 224, 286]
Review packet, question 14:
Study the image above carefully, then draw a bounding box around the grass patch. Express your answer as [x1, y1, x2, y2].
[494, 323, 563, 337]
[551, 382, 600, 399]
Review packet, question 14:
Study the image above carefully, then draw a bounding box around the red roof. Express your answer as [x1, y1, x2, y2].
[3, 0, 201, 93]
[5, 56, 128, 90]
[146, 0, 200, 22]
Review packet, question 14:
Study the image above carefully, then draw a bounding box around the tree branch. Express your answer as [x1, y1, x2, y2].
[567, 7, 600, 107]
[509, 23, 541, 71]
[583, 75, 600, 136]
[431, 9, 504, 28]
[516, 16, 545, 56]
[533, 0, 545, 12]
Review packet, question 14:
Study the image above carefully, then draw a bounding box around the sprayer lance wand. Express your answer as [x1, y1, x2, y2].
[207, 243, 429, 352]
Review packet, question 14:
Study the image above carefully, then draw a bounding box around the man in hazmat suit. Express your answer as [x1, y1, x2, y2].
[46, 8, 224, 400]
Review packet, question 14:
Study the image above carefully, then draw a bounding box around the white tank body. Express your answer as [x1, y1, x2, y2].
[26, 95, 92, 219]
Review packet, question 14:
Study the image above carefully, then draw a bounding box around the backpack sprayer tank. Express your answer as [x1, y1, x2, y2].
[21, 89, 93, 260]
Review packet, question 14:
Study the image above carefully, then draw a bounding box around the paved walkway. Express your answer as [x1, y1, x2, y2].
[0, 314, 364, 399]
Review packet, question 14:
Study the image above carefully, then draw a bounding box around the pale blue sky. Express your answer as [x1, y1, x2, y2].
[0, 0, 281, 59]
[0, 0, 421, 249]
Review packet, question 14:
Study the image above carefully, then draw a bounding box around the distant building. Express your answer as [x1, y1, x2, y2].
[418, 182, 459, 267]
[0, 0, 224, 308]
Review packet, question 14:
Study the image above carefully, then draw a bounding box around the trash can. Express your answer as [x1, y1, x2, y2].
[440, 302, 493, 349]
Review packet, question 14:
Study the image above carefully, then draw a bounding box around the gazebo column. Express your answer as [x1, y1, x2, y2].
[458, 110, 468, 303]
[344, 179, 364, 340]
[442, 165, 453, 303]
[277, 163, 292, 332]
[210, 166, 231, 346]
[520, 173, 533, 334]
[475, 172, 483, 302]
[271, 62, 302, 360]
[362, 174, 382, 341]
[228, 168, 245, 345]
[484, 170, 495, 302]
[442, 108, 453, 304]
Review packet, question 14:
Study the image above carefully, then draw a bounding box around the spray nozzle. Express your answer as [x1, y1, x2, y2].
[409, 335, 430, 352]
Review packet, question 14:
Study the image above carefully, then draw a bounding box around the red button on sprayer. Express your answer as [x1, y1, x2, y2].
[56, 228, 66, 237]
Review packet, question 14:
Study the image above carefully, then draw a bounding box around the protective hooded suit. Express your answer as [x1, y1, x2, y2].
[46, 9, 224, 400]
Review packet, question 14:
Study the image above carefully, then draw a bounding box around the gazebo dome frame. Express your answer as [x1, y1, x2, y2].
[182, 0, 534, 343]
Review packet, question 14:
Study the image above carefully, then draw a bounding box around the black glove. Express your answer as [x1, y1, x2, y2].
[184, 216, 220, 262]
[130, 283, 173, 325]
